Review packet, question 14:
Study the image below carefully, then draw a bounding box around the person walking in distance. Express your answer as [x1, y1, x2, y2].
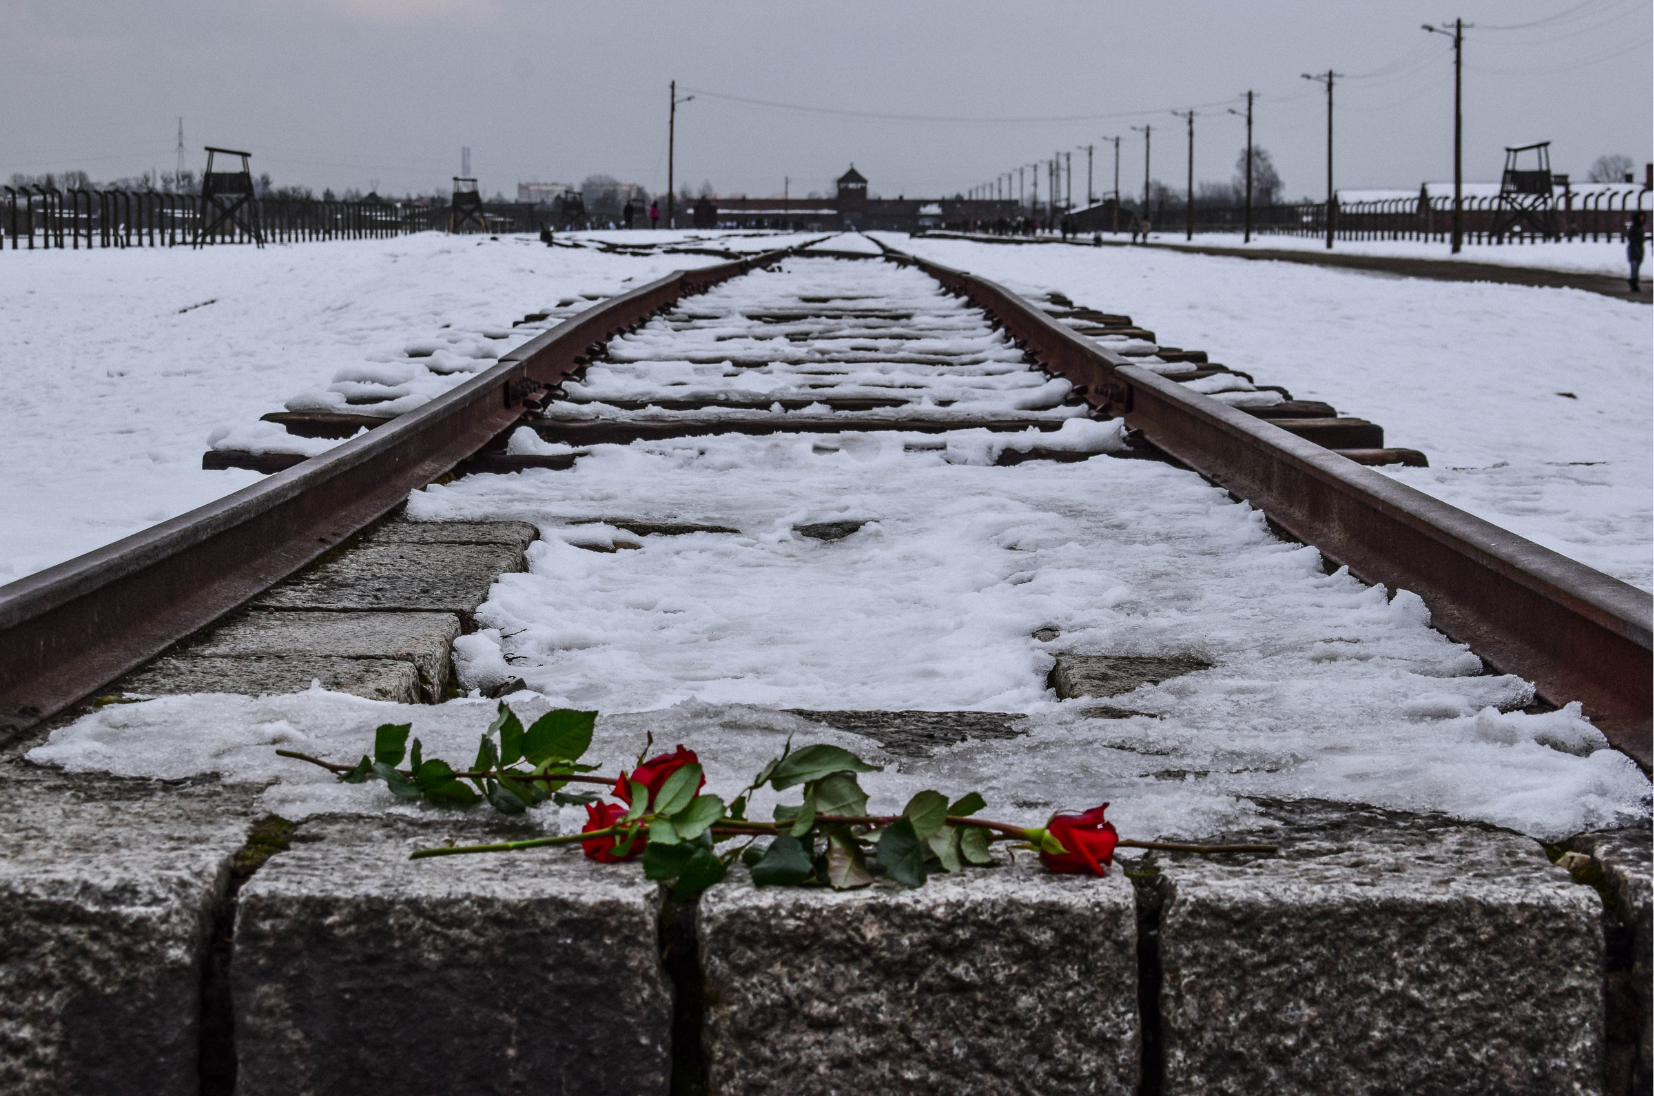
[1628, 211, 1647, 292]
[623, 199, 635, 229]
[649, 200, 660, 229]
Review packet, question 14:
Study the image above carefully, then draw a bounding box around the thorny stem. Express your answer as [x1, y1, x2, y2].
[275, 749, 613, 785]
[410, 825, 621, 859]
[1117, 839, 1278, 854]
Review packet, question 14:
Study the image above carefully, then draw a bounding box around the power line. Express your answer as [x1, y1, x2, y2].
[679, 86, 1263, 125]
[1466, 35, 1652, 75]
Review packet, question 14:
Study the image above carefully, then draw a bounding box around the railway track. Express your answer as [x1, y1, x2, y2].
[2, 232, 1649, 1096]
[1, 234, 1646, 766]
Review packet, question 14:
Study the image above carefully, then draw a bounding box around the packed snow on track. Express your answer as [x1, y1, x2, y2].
[0, 229, 818, 582]
[882, 233, 1654, 592]
[31, 244, 1649, 847]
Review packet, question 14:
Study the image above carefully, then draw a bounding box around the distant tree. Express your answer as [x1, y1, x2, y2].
[322, 188, 336, 202]
[61, 170, 92, 191]
[1195, 180, 1237, 207]
[1233, 147, 1283, 205]
[1587, 153, 1635, 183]
[697, 179, 715, 197]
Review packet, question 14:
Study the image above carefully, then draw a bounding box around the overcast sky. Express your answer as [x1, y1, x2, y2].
[4, 0, 1649, 201]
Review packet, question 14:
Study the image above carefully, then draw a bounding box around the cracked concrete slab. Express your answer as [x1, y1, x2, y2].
[0, 774, 258, 1096]
[1149, 799, 1604, 1096]
[117, 654, 422, 703]
[252, 542, 525, 621]
[233, 814, 671, 1096]
[1050, 653, 1211, 699]
[699, 859, 1139, 1096]
[364, 519, 539, 551]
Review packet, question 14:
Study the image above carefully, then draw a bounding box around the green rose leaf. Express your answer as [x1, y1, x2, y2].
[811, 772, 869, 819]
[826, 828, 874, 890]
[551, 790, 600, 806]
[486, 780, 528, 814]
[610, 823, 643, 858]
[903, 790, 949, 841]
[521, 709, 597, 765]
[649, 817, 683, 846]
[489, 703, 526, 766]
[374, 723, 411, 767]
[767, 744, 879, 790]
[409, 737, 424, 772]
[654, 763, 703, 816]
[497, 774, 547, 808]
[877, 818, 927, 887]
[642, 840, 697, 881]
[372, 760, 422, 799]
[750, 835, 814, 886]
[740, 844, 765, 868]
[788, 787, 818, 838]
[772, 803, 801, 823]
[728, 795, 748, 821]
[948, 792, 987, 818]
[672, 794, 726, 841]
[412, 759, 479, 807]
[960, 825, 996, 866]
[671, 844, 727, 900]
[623, 780, 650, 823]
[927, 825, 962, 873]
[472, 731, 500, 777]
[337, 756, 373, 784]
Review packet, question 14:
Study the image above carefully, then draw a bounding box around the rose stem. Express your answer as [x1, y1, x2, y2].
[275, 749, 613, 785]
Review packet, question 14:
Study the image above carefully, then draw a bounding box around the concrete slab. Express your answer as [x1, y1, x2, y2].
[118, 654, 422, 703]
[365, 519, 539, 551]
[699, 859, 1140, 1096]
[233, 815, 672, 1096]
[1151, 799, 1604, 1096]
[252, 542, 526, 621]
[1566, 827, 1652, 1095]
[185, 610, 460, 701]
[785, 709, 1027, 758]
[0, 774, 257, 1095]
[1051, 653, 1210, 699]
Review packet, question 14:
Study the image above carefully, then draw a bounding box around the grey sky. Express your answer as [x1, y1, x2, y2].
[4, 0, 1649, 201]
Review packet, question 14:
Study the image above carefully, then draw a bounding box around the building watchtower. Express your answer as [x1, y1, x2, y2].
[836, 166, 867, 227]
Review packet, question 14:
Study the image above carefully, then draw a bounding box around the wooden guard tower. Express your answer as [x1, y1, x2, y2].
[194, 146, 264, 247]
[450, 177, 485, 233]
[1489, 142, 1558, 240]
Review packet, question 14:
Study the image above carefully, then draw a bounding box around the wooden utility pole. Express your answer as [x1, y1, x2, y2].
[1229, 91, 1255, 243]
[1424, 20, 1469, 252]
[667, 81, 693, 229]
[1302, 70, 1340, 248]
[1084, 144, 1094, 207]
[1105, 135, 1121, 232]
[1173, 110, 1196, 241]
[1131, 124, 1151, 230]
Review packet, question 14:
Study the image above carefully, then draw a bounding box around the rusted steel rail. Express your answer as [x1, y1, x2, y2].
[885, 244, 1652, 768]
[0, 247, 794, 740]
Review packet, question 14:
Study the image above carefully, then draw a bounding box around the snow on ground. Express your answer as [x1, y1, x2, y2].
[883, 233, 1653, 591]
[31, 434, 1649, 841]
[28, 250, 1648, 843]
[1133, 231, 1642, 278]
[0, 231, 827, 582]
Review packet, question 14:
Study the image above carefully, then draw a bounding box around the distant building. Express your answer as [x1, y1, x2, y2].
[707, 165, 1017, 231]
[518, 181, 574, 205]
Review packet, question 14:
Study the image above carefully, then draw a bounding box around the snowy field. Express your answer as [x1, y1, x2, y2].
[0, 230, 821, 581]
[885, 233, 1653, 591]
[1127, 232, 1641, 278]
[28, 246, 1650, 845]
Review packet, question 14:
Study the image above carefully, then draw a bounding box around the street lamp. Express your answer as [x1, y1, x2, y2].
[1423, 21, 1469, 253]
[667, 81, 695, 229]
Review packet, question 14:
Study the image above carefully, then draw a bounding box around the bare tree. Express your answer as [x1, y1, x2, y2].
[1587, 154, 1635, 183]
[1233, 147, 1283, 206]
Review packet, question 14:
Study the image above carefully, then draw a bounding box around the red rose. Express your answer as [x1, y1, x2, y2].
[581, 802, 644, 862]
[1040, 803, 1119, 876]
[613, 744, 703, 808]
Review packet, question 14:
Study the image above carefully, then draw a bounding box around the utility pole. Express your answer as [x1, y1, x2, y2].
[1084, 145, 1094, 207]
[1424, 20, 1469, 253]
[667, 81, 694, 229]
[1019, 166, 1025, 212]
[1229, 91, 1255, 243]
[1302, 69, 1340, 249]
[1105, 135, 1121, 232]
[1065, 151, 1072, 214]
[175, 118, 185, 185]
[1131, 124, 1152, 231]
[1172, 110, 1196, 240]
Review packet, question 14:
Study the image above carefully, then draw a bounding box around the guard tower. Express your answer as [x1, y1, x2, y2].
[1489, 142, 1557, 241]
[836, 165, 867, 228]
[193, 146, 264, 247]
[450, 177, 485, 233]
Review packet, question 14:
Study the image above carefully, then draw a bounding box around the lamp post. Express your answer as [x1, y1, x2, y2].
[1103, 135, 1121, 232]
[1131, 124, 1151, 233]
[1172, 110, 1196, 241]
[666, 80, 695, 229]
[1302, 69, 1340, 249]
[1423, 20, 1469, 253]
[1228, 92, 1255, 243]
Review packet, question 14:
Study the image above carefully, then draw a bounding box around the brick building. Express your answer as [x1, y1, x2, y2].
[707, 165, 1019, 231]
